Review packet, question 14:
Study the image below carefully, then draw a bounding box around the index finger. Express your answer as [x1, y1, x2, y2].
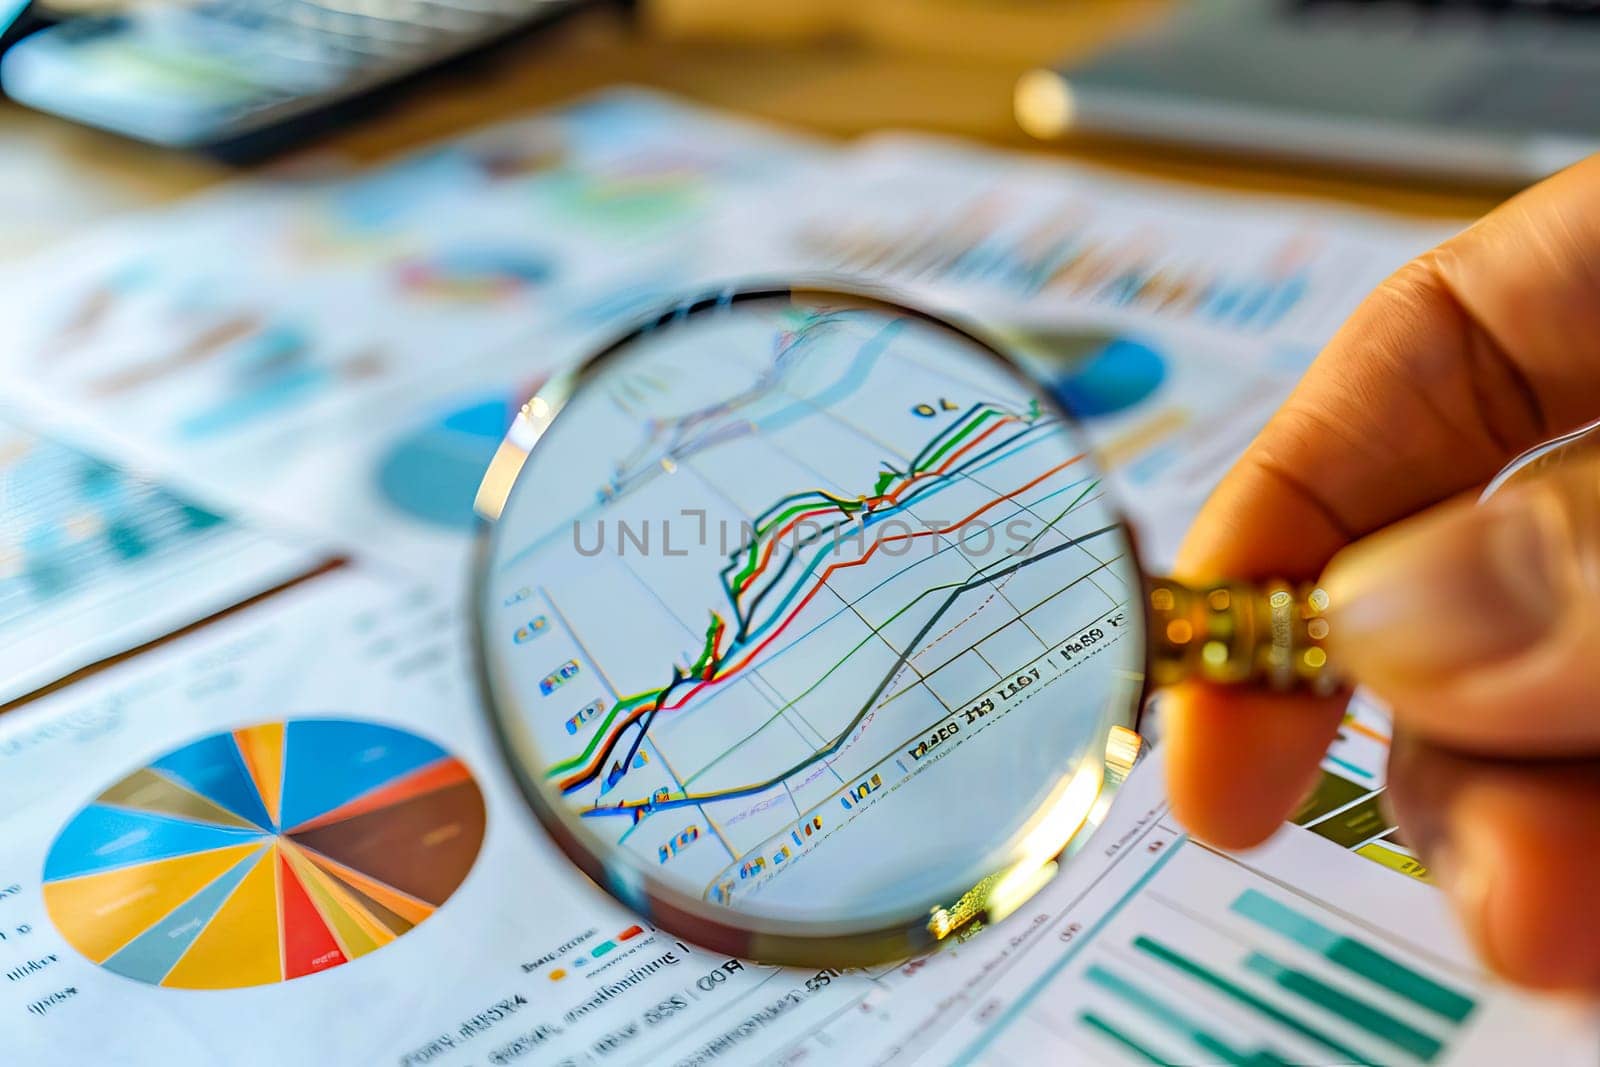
[1166, 153, 1600, 847]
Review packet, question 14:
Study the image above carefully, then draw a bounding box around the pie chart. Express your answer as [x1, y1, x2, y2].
[1047, 335, 1166, 419]
[42, 718, 486, 990]
[1000, 327, 1167, 420]
[376, 393, 522, 530]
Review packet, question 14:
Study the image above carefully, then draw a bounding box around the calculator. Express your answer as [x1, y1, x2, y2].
[0, 0, 593, 157]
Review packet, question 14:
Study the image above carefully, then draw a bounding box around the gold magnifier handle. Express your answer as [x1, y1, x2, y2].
[1145, 577, 1340, 696]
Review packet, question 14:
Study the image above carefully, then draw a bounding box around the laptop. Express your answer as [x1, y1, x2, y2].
[1018, 0, 1600, 184]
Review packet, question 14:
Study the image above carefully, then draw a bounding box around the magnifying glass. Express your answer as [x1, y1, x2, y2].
[471, 285, 1337, 968]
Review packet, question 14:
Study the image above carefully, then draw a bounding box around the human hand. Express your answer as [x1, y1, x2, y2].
[1166, 155, 1600, 992]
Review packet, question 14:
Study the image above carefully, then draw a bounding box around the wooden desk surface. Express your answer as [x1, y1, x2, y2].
[0, 1, 1505, 259]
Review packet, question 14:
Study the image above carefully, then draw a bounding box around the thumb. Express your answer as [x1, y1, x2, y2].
[1320, 456, 1600, 755]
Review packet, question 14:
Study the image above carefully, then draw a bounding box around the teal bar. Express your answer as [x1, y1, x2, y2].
[1085, 964, 1290, 1067]
[1246, 953, 1444, 1062]
[1194, 1033, 1292, 1067]
[1132, 936, 1379, 1066]
[1080, 1011, 1172, 1066]
[1324, 940, 1473, 1023]
[1241, 1053, 1293, 1067]
[1231, 889, 1476, 1023]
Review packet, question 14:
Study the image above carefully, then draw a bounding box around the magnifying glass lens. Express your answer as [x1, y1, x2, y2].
[477, 289, 1146, 963]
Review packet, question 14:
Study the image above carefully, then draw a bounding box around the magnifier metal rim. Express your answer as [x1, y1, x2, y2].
[470, 280, 1150, 967]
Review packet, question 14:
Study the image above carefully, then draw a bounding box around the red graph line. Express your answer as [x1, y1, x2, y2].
[735, 415, 1017, 596]
[557, 448, 1084, 794]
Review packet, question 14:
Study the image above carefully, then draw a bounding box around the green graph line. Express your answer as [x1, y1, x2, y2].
[547, 691, 653, 778]
[550, 402, 1068, 790]
[679, 479, 1101, 791]
[727, 401, 1009, 593]
[919, 406, 1000, 469]
[688, 616, 724, 678]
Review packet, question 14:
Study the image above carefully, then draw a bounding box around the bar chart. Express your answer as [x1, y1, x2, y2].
[955, 832, 1486, 1065]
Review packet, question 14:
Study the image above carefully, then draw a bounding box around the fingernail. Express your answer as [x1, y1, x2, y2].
[1321, 496, 1565, 683]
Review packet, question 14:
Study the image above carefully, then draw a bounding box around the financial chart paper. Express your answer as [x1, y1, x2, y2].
[0, 574, 883, 1065]
[0, 406, 322, 704]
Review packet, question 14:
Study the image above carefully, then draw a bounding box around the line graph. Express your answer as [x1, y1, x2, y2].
[673, 473, 1101, 797]
[613, 526, 1121, 820]
[602, 308, 896, 504]
[549, 401, 1078, 802]
[484, 295, 1144, 914]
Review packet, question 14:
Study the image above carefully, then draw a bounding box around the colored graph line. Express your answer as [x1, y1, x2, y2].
[540, 421, 1075, 786]
[726, 403, 1013, 594]
[724, 412, 1057, 649]
[673, 442, 1082, 699]
[722, 410, 1023, 636]
[552, 402, 1086, 800]
[1340, 716, 1390, 746]
[548, 400, 1049, 784]
[503, 310, 905, 574]
[676, 478, 1101, 794]
[605, 308, 879, 501]
[1324, 755, 1373, 782]
[575, 522, 1121, 818]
